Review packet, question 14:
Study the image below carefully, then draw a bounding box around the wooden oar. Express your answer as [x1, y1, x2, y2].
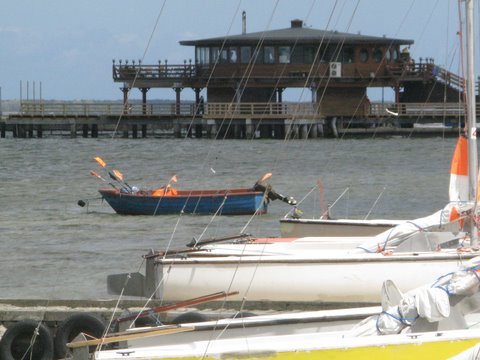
[112, 169, 133, 190]
[94, 156, 131, 191]
[67, 291, 239, 349]
[90, 170, 117, 189]
[116, 290, 239, 323]
[67, 325, 194, 348]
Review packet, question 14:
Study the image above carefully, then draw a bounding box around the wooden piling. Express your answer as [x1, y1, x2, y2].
[91, 124, 98, 138]
[82, 124, 89, 138]
[310, 123, 318, 138]
[122, 125, 129, 138]
[70, 123, 77, 138]
[300, 124, 308, 139]
[195, 124, 203, 138]
[245, 119, 253, 139]
[173, 123, 181, 138]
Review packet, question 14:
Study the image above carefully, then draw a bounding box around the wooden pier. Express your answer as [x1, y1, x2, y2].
[0, 100, 468, 139]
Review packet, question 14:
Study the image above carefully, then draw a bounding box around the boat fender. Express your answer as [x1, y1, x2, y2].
[0, 319, 54, 360]
[171, 312, 209, 324]
[54, 313, 106, 359]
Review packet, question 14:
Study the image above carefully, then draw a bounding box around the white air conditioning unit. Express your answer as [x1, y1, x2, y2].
[329, 62, 342, 78]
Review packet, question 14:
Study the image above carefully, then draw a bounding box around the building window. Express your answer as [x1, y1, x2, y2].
[304, 46, 316, 63]
[385, 48, 391, 62]
[264, 46, 275, 64]
[240, 46, 251, 64]
[342, 47, 354, 63]
[278, 46, 291, 64]
[211, 47, 220, 64]
[392, 48, 399, 61]
[359, 48, 369, 63]
[291, 46, 304, 64]
[196, 47, 210, 65]
[219, 49, 228, 64]
[229, 47, 238, 63]
[321, 46, 335, 62]
[253, 47, 264, 64]
[373, 48, 383, 63]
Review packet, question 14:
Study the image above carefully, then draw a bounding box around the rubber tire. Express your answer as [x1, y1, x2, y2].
[54, 313, 105, 359]
[0, 319, 54, 360]
[171, 312, 209, 324]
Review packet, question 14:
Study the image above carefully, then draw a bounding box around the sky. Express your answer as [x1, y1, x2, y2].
[0, 0, 472, 102]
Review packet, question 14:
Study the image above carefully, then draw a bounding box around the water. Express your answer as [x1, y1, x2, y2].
[0, 136, 458, 300]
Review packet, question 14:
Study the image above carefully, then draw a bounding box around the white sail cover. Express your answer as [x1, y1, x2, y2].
[349, 256, 480, 337]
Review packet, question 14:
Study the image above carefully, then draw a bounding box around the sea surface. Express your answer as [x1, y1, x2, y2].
[0, 135, 460, 300]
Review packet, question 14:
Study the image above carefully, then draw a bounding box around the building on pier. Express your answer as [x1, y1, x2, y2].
[112, 16, 463, 127]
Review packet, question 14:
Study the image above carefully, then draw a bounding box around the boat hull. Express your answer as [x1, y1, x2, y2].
[280, 218, 404, 237]
[94, 328, 480, 359]
[99, 188, 267, 215]
[150, 252, 479, 304]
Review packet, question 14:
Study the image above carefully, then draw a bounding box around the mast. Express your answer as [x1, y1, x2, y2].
[466, 0, 478, 247]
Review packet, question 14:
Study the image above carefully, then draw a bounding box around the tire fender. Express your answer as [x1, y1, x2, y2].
[0, 319, 53, 360]
[54, 312, 105, 359]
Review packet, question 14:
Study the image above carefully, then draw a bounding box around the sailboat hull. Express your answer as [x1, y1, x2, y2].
[93, 328, 480, 359]
[279, 218, 404, 237]
[150, 252, 479, 304]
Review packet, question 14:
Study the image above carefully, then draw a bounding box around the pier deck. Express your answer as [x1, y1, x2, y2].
[0, 101, 468, 139]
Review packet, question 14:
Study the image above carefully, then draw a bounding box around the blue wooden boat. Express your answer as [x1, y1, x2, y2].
[98, 187, 269, 215]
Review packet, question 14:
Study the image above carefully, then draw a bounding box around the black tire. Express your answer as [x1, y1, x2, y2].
[0, 319, 53, 360]
[54, 313, 105, 359]
[171, 312, 208, 324]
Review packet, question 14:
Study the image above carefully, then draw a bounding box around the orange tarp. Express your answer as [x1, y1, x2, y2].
[152, 186, 178, 197]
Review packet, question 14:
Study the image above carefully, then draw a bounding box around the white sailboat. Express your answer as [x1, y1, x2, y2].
[74, 255, 480, 359]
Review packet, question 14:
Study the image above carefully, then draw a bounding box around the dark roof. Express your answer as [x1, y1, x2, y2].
[180, 21, 414, 47]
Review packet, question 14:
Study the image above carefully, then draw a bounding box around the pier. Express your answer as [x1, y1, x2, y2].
[0, 100, 468, 139]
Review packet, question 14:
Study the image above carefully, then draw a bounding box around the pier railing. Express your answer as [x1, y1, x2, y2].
[113, 64, 196, 81]
[20, 102, 196, 116]
[206, 102, 318, 118]
[18, 101, 473, 119]
[370, 102, 468, 117]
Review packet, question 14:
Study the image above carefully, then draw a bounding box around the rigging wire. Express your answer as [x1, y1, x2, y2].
[111, 0, 169, 138]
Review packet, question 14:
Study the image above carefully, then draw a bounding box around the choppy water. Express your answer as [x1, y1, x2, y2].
[0, 136, 459, 299]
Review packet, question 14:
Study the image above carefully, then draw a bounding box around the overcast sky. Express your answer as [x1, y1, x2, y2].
[0, 0, 470, 101]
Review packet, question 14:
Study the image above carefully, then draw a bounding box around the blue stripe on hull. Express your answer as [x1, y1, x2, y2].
[101, 193, 267, 215]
